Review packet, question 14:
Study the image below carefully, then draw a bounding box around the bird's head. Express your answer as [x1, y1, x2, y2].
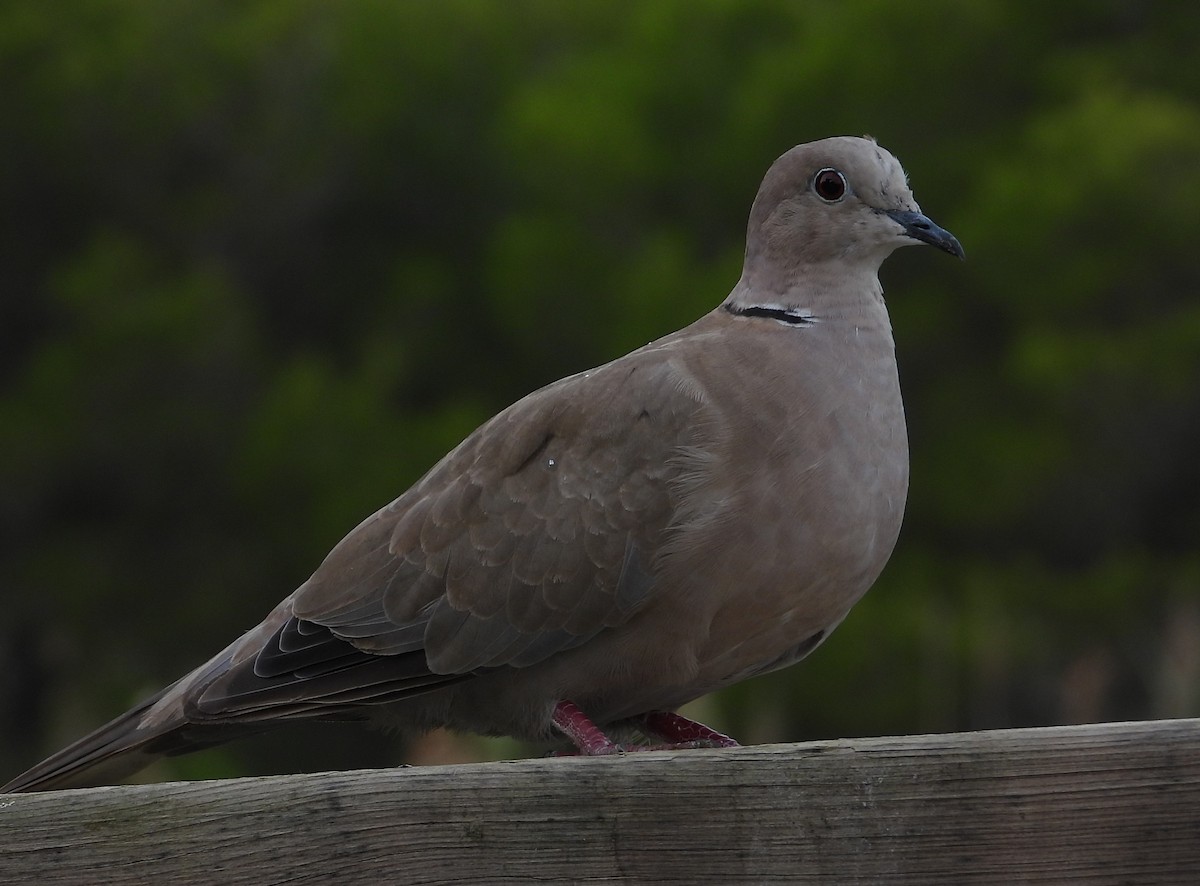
[743, 136, 964, 286]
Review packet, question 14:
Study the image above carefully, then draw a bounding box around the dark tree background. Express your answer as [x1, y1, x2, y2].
[2, 0, 1198, 783]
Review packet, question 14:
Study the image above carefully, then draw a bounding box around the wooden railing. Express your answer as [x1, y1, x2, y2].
[2, 719, 1198, 884]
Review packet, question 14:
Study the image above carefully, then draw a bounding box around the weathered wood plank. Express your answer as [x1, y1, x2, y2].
[2, 719, 1198, 884]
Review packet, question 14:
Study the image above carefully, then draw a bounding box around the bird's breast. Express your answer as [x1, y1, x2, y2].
[665, 320, 909, 688]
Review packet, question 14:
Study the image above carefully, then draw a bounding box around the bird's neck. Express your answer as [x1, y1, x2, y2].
[723, 263, 891, 330]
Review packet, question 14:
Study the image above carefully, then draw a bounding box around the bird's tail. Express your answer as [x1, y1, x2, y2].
[3, 602, 296, 793]
[1, 681, 254, 793]
[2, 599, 445, 792]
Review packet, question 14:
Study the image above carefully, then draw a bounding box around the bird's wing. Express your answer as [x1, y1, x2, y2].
[188, 344, 707, 719]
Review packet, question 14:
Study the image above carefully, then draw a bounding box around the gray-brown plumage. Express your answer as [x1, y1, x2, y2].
[3, 136, 963, 792]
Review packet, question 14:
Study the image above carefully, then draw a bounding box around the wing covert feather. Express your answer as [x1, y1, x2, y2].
[290, 351, 704, 675]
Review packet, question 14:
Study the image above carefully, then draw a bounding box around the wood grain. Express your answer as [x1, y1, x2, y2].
[2, 719, 1198, 884]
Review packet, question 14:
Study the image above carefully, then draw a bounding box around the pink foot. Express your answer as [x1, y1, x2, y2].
[639, 711, 740, 748]
[551, 700, 621, 755]
[551, 702, 741, 755]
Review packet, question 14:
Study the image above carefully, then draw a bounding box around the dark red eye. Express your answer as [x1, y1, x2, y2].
[813, 168, 847, 202]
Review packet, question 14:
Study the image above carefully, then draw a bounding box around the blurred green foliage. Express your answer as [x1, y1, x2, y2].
[2, 0, 1198, 782]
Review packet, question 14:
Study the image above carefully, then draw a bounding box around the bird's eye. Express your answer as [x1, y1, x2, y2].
[813, 168, 847, 202]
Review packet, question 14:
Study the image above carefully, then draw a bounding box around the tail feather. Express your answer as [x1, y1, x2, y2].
[3, 636, 270, 793]
[0, 686, 227, 793]
[3, 601, 461, 792]
[3, 603, 293, 792]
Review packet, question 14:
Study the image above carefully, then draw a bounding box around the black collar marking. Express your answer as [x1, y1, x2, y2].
[723, 303, 815, 326]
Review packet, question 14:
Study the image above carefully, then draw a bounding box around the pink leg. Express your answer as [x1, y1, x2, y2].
[551, 702, 741, 755]
[639, 711, 740, 748]
[552, 700, 621, 755]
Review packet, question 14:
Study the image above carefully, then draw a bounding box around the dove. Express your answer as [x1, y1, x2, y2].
[4, 135, 962, 792]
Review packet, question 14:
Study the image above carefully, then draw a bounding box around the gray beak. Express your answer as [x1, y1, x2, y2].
[885, 209, 965, 259]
